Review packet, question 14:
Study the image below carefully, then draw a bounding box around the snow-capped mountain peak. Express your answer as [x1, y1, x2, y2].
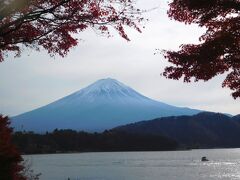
[79, 78, 132, 93]
[12, 78, 201, 132]
[71, 78, 146, 101]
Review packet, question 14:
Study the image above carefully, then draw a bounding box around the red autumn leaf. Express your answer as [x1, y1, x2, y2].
[162, 0, 240, 99]
[0, 0, 144, 61]
[0, 115, 26, 180]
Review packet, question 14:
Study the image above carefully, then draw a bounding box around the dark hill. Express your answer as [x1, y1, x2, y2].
[114, 112, 240, 148]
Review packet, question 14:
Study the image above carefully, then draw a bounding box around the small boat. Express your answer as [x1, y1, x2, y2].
[201, 156, 209, 162]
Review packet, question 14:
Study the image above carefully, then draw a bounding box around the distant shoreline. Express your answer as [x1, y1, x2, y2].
[14, 129, 178, 155]
[22, 147, 240, 156]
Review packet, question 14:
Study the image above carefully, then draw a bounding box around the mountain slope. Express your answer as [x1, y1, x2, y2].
[114, 112, 240, 148]
[232, 114, 240, 122]
[12, 78, 201, 132]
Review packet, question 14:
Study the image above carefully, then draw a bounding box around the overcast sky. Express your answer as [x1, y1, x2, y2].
[0, 0, 239, 116]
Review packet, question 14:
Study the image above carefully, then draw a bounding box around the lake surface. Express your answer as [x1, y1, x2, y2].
[24, 149, 240, 180]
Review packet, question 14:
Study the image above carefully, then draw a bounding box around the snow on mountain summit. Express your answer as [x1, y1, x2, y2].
[82, 78, 130, 92]
[65, 78, 149, 102]
[76, 78, 140, 96]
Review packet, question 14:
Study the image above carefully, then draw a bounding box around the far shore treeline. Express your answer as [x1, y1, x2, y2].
[13, 129, 178, 154]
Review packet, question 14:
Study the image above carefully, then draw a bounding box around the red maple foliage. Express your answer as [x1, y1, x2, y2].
[163, 0, 240, 99]
[0, 115, 26, 180]
[0, 0, 143, 61]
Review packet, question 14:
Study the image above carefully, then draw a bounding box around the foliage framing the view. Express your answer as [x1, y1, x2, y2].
[0, 0, 144, 61]
[163, 0, 240, 99]
[0, 115, 26, 180]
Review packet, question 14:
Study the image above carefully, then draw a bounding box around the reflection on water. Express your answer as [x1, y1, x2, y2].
[24, 149, 240, 180]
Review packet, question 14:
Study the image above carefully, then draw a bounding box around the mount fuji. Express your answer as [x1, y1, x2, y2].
[12, 78, 201, 132]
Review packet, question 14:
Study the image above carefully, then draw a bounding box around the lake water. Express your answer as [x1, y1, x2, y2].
[24, 149, 240, 180]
